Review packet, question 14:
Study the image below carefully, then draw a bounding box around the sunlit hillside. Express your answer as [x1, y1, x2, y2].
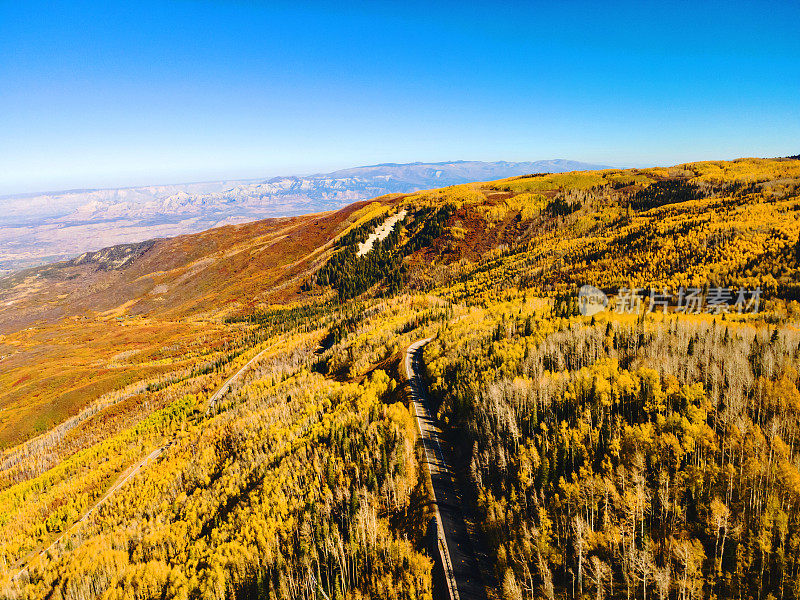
[1, 157, 799, 600]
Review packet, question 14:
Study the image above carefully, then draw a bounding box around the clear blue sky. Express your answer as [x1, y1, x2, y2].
[1, 0, 798, 195]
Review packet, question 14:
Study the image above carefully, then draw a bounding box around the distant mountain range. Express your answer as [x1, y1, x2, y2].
[0, 159, 611, 275]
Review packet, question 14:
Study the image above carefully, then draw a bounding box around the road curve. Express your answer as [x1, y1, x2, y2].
[406, 338, 487, 600]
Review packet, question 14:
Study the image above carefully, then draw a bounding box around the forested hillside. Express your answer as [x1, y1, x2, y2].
[0, 157, 799, 599]
[425, 299, 800, 600]
[2, 297, 448, 599]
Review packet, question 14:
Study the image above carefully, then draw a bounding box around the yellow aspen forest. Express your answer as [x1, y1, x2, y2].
[0, 157, 799, 600]
[3, 0, 800, 596]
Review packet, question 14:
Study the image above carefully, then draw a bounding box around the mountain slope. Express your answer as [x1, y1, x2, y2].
[1, 157, 800, 600]
[0, 159, 611, 276]
[1, 156, 797, 449]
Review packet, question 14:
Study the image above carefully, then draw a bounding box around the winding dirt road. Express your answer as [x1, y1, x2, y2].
[13, 343, 274, 582]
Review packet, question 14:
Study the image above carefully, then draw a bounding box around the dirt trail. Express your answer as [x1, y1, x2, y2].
[12, 343, 275, 582]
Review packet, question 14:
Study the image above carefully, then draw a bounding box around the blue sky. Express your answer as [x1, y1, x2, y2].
[1, 0, 798, 195]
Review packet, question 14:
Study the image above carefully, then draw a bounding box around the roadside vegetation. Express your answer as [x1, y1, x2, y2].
[426, 299, 800, 600]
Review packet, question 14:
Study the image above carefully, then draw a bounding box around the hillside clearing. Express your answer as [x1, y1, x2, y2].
[356, 210, 407, 256]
